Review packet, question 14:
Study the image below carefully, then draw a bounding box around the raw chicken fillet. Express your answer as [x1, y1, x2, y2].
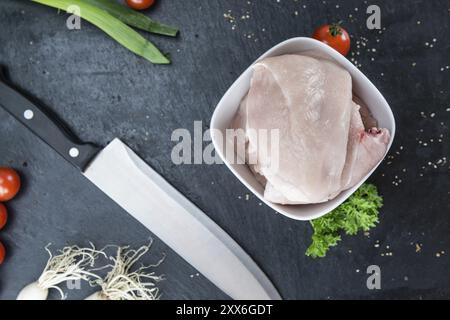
[232, 54, 390, 204]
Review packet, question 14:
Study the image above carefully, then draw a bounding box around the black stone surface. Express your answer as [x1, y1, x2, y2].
[0, 0, 449, 300]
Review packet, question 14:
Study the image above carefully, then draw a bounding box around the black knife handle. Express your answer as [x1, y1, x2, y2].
[0, 78, 100, 171]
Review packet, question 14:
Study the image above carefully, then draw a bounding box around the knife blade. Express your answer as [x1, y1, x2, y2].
[0, 75, 281, 300]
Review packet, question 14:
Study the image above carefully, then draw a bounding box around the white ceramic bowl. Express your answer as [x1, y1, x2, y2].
[211, 37, 395, 221]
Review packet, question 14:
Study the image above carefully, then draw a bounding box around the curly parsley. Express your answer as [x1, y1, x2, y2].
[306, 183, 383, 258]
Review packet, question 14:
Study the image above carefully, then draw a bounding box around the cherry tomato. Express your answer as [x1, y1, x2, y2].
[0, 167, 21, 202]
[0, 203, 7, 230]
[312, 23, 351, 56]
[0, 241, 5, 265]
[125, 0, 155, 10]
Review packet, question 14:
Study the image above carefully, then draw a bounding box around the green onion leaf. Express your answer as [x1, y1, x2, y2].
[84, 0, 179, 37]
[32, 0, 170, 64]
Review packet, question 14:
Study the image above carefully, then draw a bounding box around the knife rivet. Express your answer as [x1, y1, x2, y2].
[23, 109, 34, 120]
[69, 147, 80, 158]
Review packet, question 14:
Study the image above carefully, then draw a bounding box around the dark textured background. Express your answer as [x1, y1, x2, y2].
[0, 0, 449, 300]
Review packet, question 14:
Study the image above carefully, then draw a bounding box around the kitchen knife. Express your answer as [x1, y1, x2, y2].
[0, 76, 281, 300]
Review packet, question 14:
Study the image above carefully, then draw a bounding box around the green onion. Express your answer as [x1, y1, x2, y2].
[32, 0, 170, 64]
[84, 0, 178, 37]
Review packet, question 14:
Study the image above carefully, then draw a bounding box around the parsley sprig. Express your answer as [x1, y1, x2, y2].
[306, 183, 383, 258]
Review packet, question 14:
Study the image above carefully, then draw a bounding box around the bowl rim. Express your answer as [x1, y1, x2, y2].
[211, 37, 396, 221]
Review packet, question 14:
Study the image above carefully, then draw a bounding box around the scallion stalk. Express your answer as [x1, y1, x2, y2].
[32, 0, 170, 64]
[84, 0, 179, 37]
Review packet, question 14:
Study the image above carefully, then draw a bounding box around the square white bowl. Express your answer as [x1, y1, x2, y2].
[211, 37, 395, 221]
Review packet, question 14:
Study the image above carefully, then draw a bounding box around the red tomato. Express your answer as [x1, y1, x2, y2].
[125, 0, 155, 10]
[0, 241, 5, 265]
[0, 167, 21, 202]
[312, 23, 351, 56]
[0, 203, 7, 230]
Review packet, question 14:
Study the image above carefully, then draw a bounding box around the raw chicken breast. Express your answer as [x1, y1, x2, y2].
[341, 103, 391, 189]
[232, 54, 390, 204]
